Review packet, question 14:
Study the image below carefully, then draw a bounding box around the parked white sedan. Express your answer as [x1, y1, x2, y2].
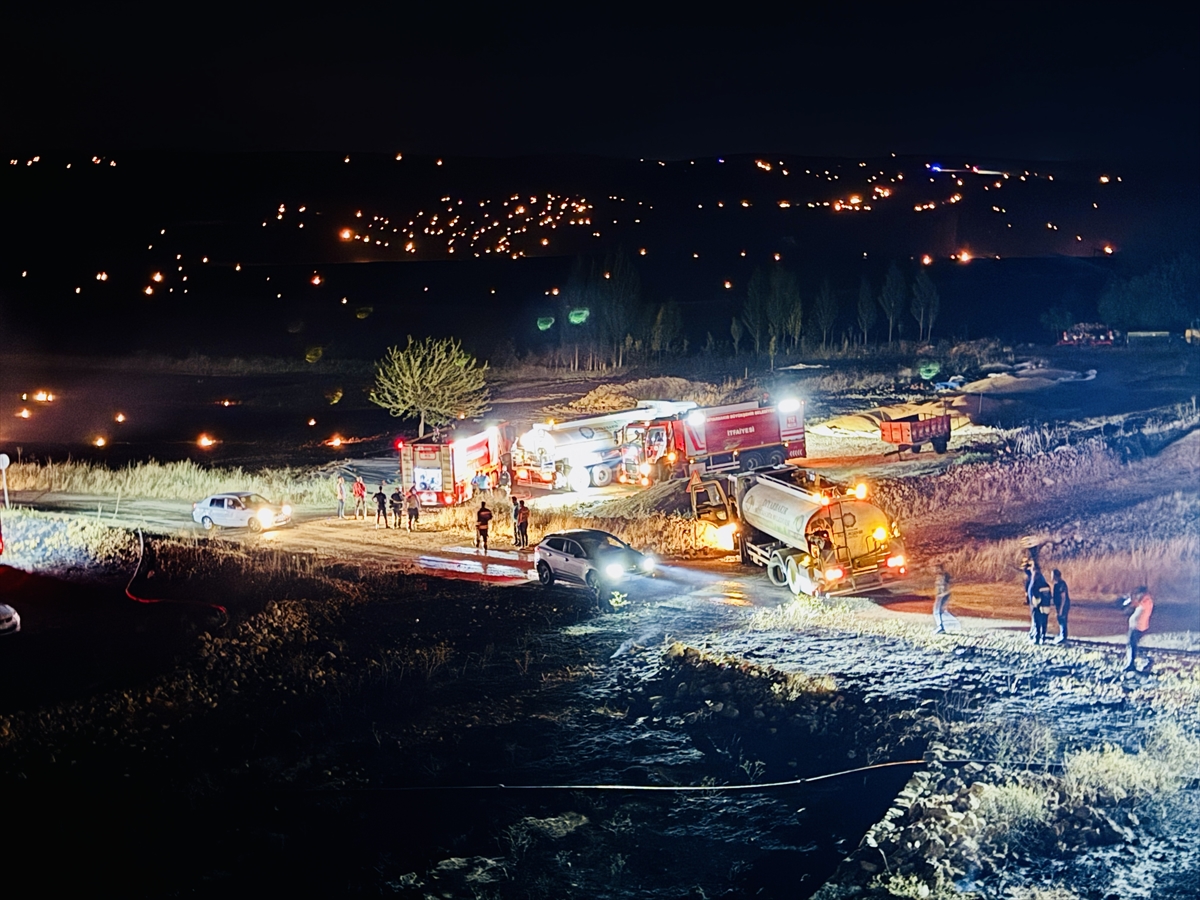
[192, 492, 292, 533]
[0, 604, 19, 636]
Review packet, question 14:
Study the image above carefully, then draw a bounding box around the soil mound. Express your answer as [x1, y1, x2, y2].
[542, 377, 736, 416]
[576, 480, 691, 518]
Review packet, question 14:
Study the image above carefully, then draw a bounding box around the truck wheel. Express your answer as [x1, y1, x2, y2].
[767, 449, 786, 466]
[909, 443, 922, 455]
[932, 438, 948, 454]
[741, 452, 765, 471]
[537, 561, 554, 586]
[590, 465, 613, 487]
[766, 553, 789, 587]
[785, 557, 803, 595]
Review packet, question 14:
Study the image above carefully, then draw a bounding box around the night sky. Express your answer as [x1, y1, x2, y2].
[2, 7, 1197, 359]
[5, 7, 1196, 162]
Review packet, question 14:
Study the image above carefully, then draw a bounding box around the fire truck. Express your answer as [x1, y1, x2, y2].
[398, 425, 513, 507]
[619, 399, 806, 485]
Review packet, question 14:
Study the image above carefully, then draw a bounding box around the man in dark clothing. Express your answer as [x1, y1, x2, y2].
[389, 487, 404, 526]
[511, 497, 521, 547]
[373, 483, 390, 528]
[476, 501, 493, 552]
[1051, 569, 1071, 644]
[1024, 552, 1051, 644]
[517, 500, 530, 549]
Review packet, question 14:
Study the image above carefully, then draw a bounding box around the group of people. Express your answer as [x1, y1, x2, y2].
[932, 548, 1156, 673]
[335, 475, 422, 531]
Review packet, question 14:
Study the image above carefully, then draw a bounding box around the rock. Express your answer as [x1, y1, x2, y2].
[923, 836, 947, 860]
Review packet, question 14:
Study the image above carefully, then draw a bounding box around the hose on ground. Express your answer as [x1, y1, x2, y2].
[125, 528, 228, 627]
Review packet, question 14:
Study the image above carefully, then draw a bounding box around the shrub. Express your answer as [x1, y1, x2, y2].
[1063, 722, 1200, 805]
[977, 782, 1052, 849]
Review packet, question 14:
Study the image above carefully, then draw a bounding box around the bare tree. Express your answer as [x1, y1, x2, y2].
[767, 267, 798, 352]
[856, 275, 878, 345]
[730, 316, 743, 356]
[784, 294, 804, 353]
[370, 336, 490, 437]
[741, 268, 770, 355]
[910, 269, 940, 342]
[813, 279, 839, 350]
[596, 249, 640, 368]
[878, 262, 906, 347]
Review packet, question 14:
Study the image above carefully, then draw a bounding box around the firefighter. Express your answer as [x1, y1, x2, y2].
[475, 501, 493, 552]
[1121, 586, 1154, 673]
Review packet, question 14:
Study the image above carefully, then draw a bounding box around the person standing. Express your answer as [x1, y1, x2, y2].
[389, 486, 404, 526]
[335, 476, 346, 519]
[932, 564, 951, 634]
[352, 476, 367, 520]
[517, 500, 530, 550]
[511, 496, 522, 547]
[1122, 586, 1154, 672]
[476, 500, 493, 552]
[472, 470, 491, 498]
[1023, 551, 1050, 643]
[405, 487, 421, 532]
[498, 466, 512, 498]
[1051, 569, 1071, 644]
[373, 483, 390, 529]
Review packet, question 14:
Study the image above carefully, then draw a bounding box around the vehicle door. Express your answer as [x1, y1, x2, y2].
[558, 538, 590, 584]
[689, 479, 732, 526]
[541, 537, 574, 581]
[226, 497, 251, 527]
[209, 497, 234, 526]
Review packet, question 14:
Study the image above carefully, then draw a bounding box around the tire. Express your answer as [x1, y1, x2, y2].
[740, 452, 765, 471]
[585, 570, 603, 602]
[201, 516, 215, 531]
[932, 438, 948, 454]
[247, 518, 263, 534]
[537, 561, 554, 587]
[767, 448, 786, 467]
[590, 465, 613, 488]
[785, 557, 803, 596]
[910, 443, 922, 454]
[766, 553, 789, 587]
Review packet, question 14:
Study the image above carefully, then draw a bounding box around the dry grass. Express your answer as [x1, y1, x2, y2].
[1062, 722, 1200, 805]
[541, 376, 743, 416]
[427, 502, 717, 556]
[6, 458, 332, 504]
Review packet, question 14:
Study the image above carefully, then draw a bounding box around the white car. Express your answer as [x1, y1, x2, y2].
[192, 492, 292, 533]
[534, 528, 656, 600]
[0, 604, 19, 636]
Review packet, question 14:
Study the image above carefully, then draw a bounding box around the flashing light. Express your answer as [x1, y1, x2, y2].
[638, 462, 651, 476]
[256, 508, 274, 528]
[872, 526, 888, 542]
[687, 411, 706, 427]
[853, 483, 867, 500]
[605, 562, 625, 580]
[824, 567, 845, 581]
[886, 554, 906, 568]
[777, 397, 801, 414]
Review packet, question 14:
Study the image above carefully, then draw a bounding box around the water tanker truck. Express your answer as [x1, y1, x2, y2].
[514, 401, 697, 492]
[691, 466, 908, 597]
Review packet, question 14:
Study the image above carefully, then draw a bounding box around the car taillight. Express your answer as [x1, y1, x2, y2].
[886, 555, 905, 568]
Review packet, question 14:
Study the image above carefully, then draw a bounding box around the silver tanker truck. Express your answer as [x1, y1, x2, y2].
[691, 466, 909, 596]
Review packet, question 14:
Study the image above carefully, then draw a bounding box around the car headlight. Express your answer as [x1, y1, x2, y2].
[604, 562, 625, 580]
[257, 508, 274, 527]
[640, 555, 656, 572]
[281, 504, 292, 517]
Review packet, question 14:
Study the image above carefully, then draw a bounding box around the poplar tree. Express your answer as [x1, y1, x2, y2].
[370, 336, 490, 437]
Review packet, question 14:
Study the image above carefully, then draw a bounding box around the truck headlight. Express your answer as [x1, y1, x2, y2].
[638, 461, 651, 475]
[605, 563, 625, 580]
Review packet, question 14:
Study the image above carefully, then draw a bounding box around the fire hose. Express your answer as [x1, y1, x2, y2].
[125, 528, 228, 627]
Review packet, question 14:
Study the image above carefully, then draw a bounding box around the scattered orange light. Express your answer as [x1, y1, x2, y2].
[144, 286, 154, 295]
[307, 418, 316, 426]
[311, 274, 322, 285]
[921, 255, 932, 266]
[152, 272, 163, 282]
[723, 280, 732, 289]
[328, 436, 344, 448]
[340, 229, 352, 240]
[93, 437, 107, 447]
[15, 409, 30, 419]
[96, 271, 108, 281]
[958, 251, 971, 262]
[197, 435, 216, 448]
[115, 413, 126, 423]
[1103, 245, 1114, 255]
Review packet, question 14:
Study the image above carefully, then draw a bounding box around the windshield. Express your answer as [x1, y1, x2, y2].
[246, 494, 272, 507]
[577, 533, 630, 555]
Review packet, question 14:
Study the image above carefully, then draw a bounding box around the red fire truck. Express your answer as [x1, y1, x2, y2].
[620, 399, 805, 485]
[398, 425, 512, 507]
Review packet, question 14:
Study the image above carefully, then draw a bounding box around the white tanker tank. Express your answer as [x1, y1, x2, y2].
[691, 466, 909, 596]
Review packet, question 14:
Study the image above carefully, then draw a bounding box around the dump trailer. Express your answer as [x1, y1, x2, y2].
[620, 398, 805, 485]
[691, 466, 908, 596]
[514, 401, 697, 492]
[879, 412, 951, 454]
[398, 425, 512, 507]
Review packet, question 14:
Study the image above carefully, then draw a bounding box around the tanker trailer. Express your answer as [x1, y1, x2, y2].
[690, 467, 908, 596]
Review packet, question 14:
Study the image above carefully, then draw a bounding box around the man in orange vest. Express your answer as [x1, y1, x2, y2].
[1121, 586, 1154, 673]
